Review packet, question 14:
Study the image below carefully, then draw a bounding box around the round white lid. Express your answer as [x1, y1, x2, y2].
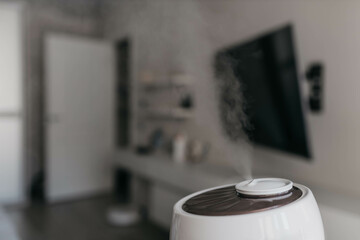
[235, 178, 293, 196]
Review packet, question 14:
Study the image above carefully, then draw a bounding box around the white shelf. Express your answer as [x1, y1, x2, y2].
[141, 81, 192, 90]
[115, 150, 241, 193]
[141, 108, 193, 120]
[140, 74, 193, 89]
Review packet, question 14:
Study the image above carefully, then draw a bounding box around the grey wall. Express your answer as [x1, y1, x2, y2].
[103, 0, 360, 199]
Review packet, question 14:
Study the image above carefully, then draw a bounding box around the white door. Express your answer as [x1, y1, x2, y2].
[0, 3, 24, 204]
[45, 35, 115, 202]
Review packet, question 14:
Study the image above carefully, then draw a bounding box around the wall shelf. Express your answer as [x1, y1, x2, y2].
[135, 73, 194, 144]
[140, 108, 193, 120]
[141, 80, 192, 91]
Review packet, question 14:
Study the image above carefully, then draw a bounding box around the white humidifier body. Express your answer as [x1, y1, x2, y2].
[170, 178, 324, 240]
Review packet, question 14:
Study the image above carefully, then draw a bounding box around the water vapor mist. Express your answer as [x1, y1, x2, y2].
[214, 54, 254, 141]
[214, 54, 254, 180]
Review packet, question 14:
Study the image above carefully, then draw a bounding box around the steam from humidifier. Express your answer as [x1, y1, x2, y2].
[214, 54, 254, 180]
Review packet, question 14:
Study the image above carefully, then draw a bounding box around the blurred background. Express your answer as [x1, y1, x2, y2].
[1, 0, 360, 239]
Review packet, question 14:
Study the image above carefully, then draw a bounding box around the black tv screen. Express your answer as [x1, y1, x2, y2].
[215, 25, 311, 158]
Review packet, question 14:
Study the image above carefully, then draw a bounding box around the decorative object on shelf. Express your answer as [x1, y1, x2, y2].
[140, 71, 156, 84]
[179, 93, 193, 109]
[172, 133, 187, 164]
[187, 140, 210, 163]
[135, 145, 152, 155]
[149, 128, 165, 151]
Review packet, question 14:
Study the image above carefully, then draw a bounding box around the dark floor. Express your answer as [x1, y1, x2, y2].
[5, 196, 169, 240]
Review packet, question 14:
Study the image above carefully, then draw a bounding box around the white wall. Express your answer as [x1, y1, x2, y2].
[0, 2, 24, 204]
[104, 0, 360, 199]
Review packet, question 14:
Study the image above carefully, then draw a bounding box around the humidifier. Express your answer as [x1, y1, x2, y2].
[170, 178, 324, 240]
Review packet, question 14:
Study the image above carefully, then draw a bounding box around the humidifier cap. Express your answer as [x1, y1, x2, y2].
[235, 178, 293, 196]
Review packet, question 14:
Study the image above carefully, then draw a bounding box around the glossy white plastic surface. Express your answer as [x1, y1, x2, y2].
[170, 183, 324, 240]
[236, 178, 293, 196]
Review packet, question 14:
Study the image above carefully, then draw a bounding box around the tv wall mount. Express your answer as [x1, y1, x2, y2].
[306, 62, 324, 113]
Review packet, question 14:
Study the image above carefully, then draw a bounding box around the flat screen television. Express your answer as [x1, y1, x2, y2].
[215, 25, 311, 159]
